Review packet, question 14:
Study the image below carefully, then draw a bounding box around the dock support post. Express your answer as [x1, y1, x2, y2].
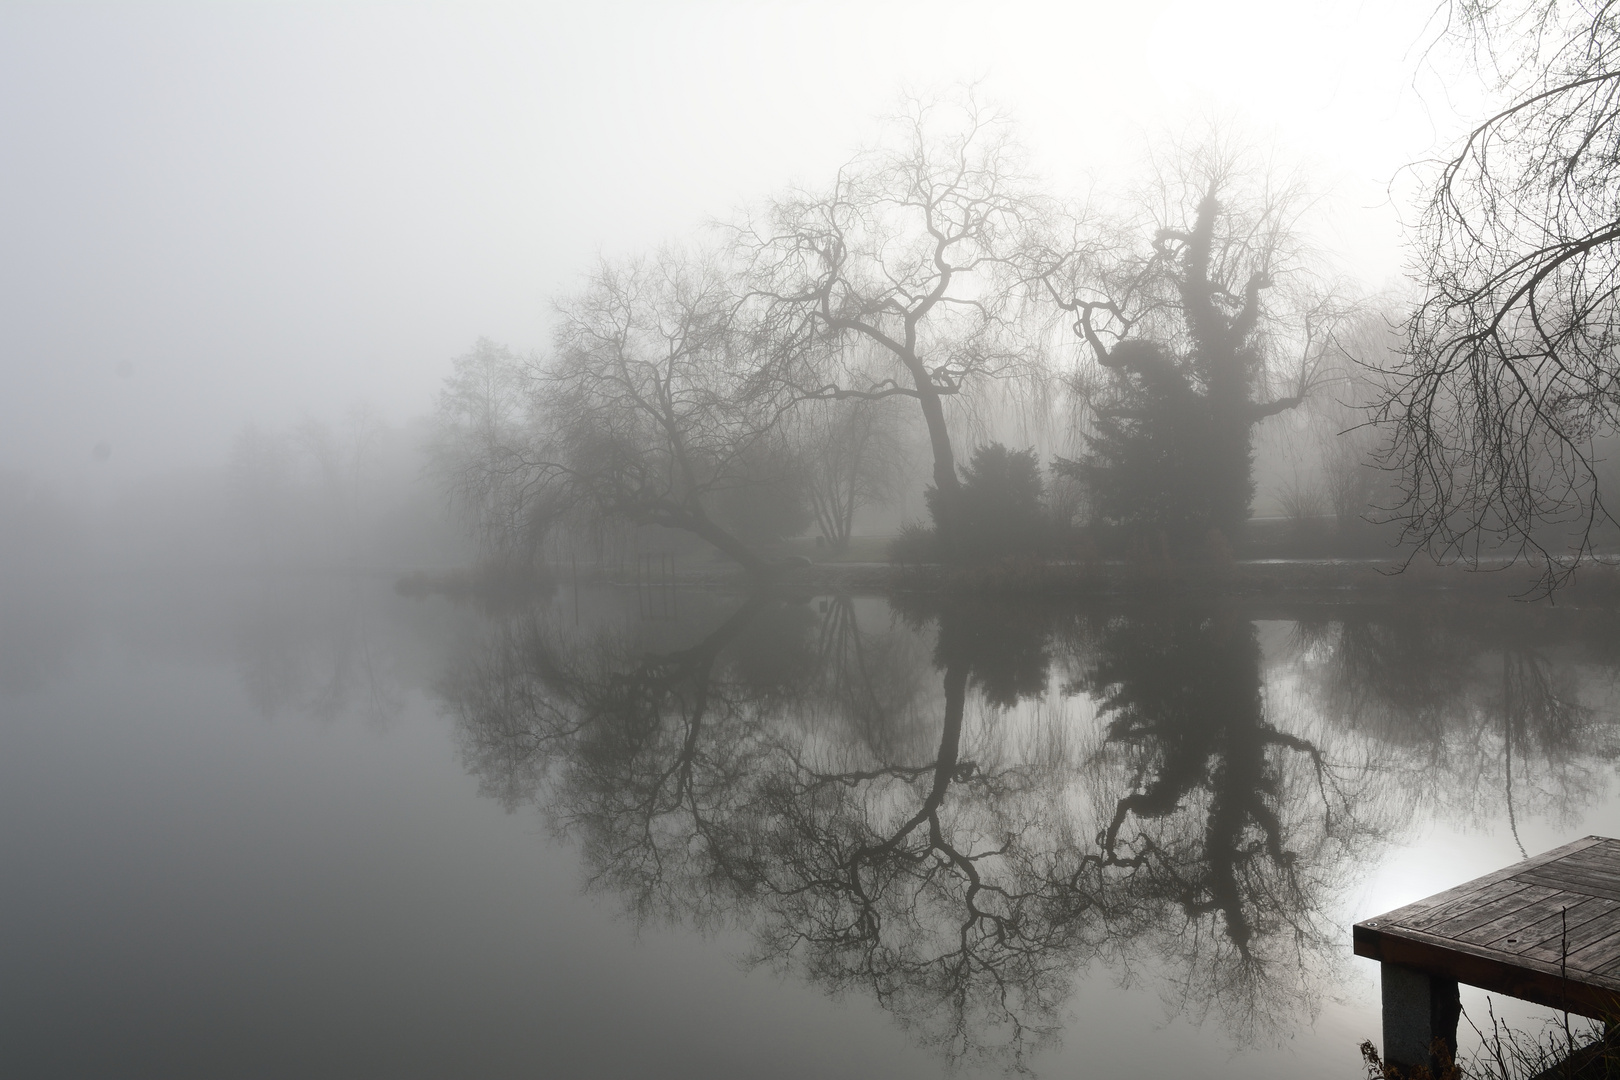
[1381, 963, 1460, 1074]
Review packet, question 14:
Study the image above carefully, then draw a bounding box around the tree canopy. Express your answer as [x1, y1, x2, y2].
[1046, 148, 1352, 553]
[1388, 0, 1620, 591]
[737, 95, 1052, 555]
[543, 251, 803, 574]
[432, 110, 1381, 574]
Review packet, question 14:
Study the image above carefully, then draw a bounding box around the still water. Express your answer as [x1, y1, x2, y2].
[4, 572, 1619, 1078]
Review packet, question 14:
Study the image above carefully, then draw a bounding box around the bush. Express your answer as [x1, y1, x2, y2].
[926, 443, 1049, 563]
[889, 520, 941, 565]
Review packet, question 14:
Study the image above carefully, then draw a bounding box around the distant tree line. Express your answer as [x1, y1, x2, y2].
[431, 95, 1386, 579]
[225, 407, 466, 570]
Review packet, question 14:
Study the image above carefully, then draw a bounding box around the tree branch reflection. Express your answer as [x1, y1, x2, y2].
[438, 593, 1617, 1069]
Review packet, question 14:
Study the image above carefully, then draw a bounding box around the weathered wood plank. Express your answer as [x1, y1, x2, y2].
[1426, 884, 1562, 940]
[1461, 891, 1589, 949]
[1405, 879, 1535, 932]
[1589, 950, 1620, 979]
[1557, 843, 1620, 874]
[1564, 928, 1620, 975]
[1364, 837, 1607, 929]
[1558, 838, 1620, 860]
[1523, 851, 1620, 881]
[1517, 862, 1620, 899]
[1510, 895, 1616, 937]
[1514, 899, 1620, 967]
[1477, 900, 1613, 952]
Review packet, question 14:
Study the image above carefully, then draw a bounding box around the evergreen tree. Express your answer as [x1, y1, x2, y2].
[925, 442, 1047, 561]
[1049, 166, 1347, 553]
[1059, 341, 1223, 551]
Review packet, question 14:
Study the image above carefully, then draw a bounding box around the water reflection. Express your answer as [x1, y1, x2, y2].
[229, 578, 411, 725]
[1291, 607, 1620, 848]
[438, 590, 1620, 1070]
[1062, 605, 1387, 1038]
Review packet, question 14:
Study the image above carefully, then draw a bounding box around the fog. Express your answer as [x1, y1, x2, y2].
[3, 0, 1442, 506]
[14, 6, 1620, 1079]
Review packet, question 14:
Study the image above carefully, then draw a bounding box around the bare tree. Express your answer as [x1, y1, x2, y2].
[737, 94, 1050, 554]
[1309, 307, 1396, 530]
[430, 338, 542, 568]
[538, 251, 803, 577]
[1046, 143, 1355, 549]
[1388, 0, 1620, 592]
[792, 393, 910, 551]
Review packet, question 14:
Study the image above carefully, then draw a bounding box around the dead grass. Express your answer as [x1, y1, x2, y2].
[1360, 1003, 1615, 1080]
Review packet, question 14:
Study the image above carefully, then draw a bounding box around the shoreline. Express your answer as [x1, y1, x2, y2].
[528, 556, 1620, 606]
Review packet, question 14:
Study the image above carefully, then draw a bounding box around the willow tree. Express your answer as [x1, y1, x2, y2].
[1047, 149, 1351, 551]
[737, 96, 1050, 555]
[540, 251, 811, 576]
[433, 251, 808, 579]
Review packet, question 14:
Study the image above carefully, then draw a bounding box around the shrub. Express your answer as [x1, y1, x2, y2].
[889, 520, 941, 565]
[926, 443, 1048, 563]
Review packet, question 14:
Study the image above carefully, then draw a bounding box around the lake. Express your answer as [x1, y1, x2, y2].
[4, 571, 1618, 1078]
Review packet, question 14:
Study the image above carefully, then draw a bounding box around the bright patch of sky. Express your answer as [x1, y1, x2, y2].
[0, 0, 1482, 495]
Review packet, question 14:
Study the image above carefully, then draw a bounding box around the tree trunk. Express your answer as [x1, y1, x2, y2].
[909, 362, 963, 554]
[667, 504, 774, 580]
[1181, 195, 1258, 547]
[925, 656, 969, 812]
[1208, 381, 1257, 544]
[834, 500, 854, 551]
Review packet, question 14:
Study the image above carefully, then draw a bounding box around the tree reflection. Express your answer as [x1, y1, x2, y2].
[448, 594, 1095, 1065]
[231, 578, 407, 725]
[1069, 607, 1382, 1037]
[438, 593, 1614, 1069]
[1289, 606, 1620, 844]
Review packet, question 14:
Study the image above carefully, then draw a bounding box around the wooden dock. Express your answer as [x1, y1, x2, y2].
[1355, 836, 1620, 1072]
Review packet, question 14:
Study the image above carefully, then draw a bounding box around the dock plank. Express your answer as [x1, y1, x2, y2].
[1460, 892, 1594, 950]
[1404, 879, 1530, 932]
[1473, 896, 1617, 952]
[1425, 884, 1561, 940]
[1560, 846, 1620, 872]
[1588, 950, 1620, 979]
[1565, 929, 1620, 975]
[1516, 863, 1620, 898]
[1515, 899, 1620, 966]
[1364, 837, 1605, 929]
[1355, 837, 1620, 1020]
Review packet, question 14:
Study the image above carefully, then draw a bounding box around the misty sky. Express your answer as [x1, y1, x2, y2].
[1, 0, 1457, 500]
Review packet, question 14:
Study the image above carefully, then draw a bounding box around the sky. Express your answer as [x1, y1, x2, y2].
[0, 0, 1468, 500]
